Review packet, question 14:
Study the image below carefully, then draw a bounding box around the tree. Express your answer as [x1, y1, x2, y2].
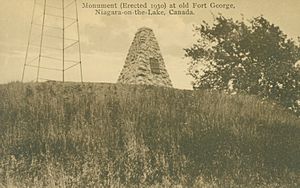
[185, 15, 300, 115]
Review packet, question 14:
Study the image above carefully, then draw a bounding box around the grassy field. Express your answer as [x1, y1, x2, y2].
[0, 82, 299, 187]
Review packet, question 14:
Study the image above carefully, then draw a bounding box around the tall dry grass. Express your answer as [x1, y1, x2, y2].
[0, 82, 299, 187]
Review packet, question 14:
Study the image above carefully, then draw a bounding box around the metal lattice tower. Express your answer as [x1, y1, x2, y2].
[22, 0, 83, 82]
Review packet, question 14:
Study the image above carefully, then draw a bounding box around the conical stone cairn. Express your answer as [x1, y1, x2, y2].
[117, 27, 173, 87]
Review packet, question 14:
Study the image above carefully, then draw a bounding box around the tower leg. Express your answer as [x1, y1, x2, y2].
[62, 0, 65, 82]
[36, 0, 47, 82]
[22, 0, 37, 82]
[75, 0, 83, 83]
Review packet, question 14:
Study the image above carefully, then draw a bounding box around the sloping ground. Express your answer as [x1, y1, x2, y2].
[0, 82, 299, 187]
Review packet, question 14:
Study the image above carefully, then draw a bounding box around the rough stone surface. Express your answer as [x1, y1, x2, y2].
[117, 27, 173, 87]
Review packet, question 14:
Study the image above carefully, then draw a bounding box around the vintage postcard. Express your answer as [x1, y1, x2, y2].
[0, 0, 299, 187]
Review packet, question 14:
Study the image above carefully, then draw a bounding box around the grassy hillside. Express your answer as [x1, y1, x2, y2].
[0, 82, 299, 187]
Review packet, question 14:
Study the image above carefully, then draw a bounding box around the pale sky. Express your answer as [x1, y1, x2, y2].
[1, 0, 300, 89]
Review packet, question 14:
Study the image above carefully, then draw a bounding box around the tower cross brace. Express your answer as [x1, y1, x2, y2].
[22, 0, 83, 83]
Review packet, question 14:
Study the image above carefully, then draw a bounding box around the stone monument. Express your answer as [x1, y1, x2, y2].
[117, 27, 173, 87]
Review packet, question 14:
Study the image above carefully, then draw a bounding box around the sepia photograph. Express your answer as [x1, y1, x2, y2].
[0, 0, 299, 187]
